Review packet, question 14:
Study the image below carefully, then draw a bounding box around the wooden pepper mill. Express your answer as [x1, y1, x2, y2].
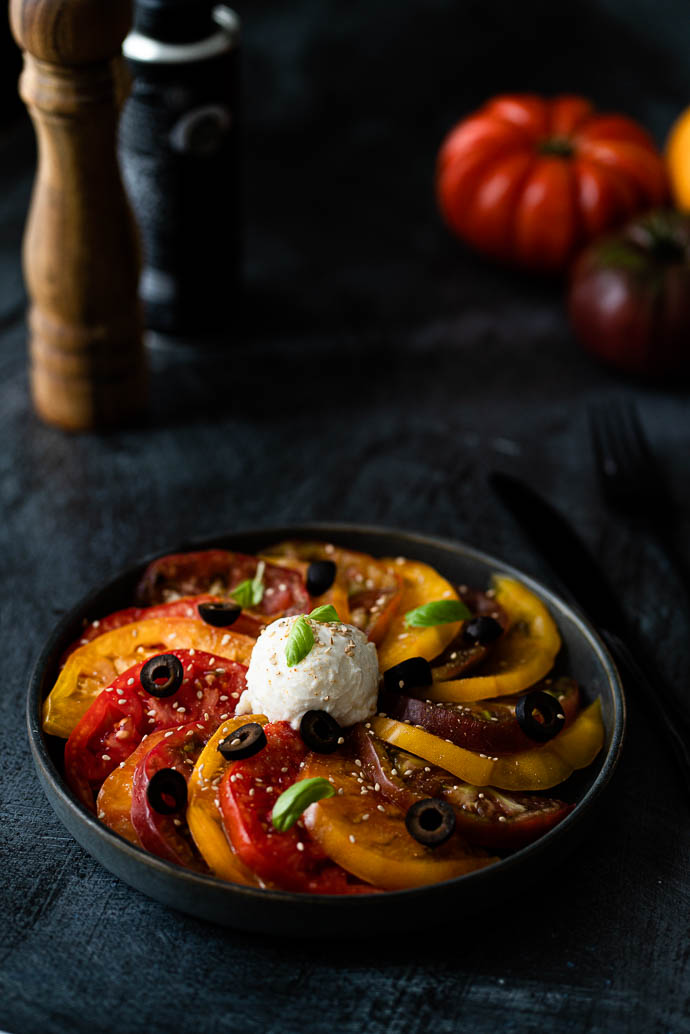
[10, 0, 147, 430]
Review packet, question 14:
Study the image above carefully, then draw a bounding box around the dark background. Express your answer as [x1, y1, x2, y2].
[1, 1, 689, 1033]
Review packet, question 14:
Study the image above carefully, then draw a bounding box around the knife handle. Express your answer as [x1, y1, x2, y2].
[602, 629, 690, 803]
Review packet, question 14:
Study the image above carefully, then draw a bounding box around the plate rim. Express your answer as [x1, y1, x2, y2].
[27, 521, 626, 908]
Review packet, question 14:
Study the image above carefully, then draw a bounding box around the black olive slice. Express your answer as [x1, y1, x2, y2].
[515, 690, 566, 743]
[405, 798, 456, 846]
[218, 722, 267, 761]
[140, 654, 184, 698]
[197, 600, 242, 627]
[299, 710, 342, 753]
[147, 768, 188, 814]
[462, 615, 503, 645]
[383, 657, 433, 695]
[306, 560, 337, 596]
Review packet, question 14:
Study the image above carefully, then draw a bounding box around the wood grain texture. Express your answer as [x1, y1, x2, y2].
[1, 0, 690, 1030]
[10, 0, 146, 430]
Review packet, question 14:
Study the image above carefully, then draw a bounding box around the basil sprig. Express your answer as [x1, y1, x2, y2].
[285, 606, 341, 667]
[285, 615, 315, 667]
[232, 560, 265, 608]
[271, 777, 335, 832]
[309, 604, 340, 623]
[405, 598, 472, 628]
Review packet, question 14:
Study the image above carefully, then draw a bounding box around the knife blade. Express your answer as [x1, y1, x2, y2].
[489, 470, 690, 800]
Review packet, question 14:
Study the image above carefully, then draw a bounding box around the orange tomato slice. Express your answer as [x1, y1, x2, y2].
[96, 729, 169, 845]
[301, 752, 497, 890]
[187, 714, 267, 885]
[43, 618, 255, 739]
[376, 558, 464, 672]
[427, 575, 561, 702]
[371, 698, 604, 791]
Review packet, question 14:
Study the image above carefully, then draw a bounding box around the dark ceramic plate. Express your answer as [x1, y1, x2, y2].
[28, 523, 625, 936]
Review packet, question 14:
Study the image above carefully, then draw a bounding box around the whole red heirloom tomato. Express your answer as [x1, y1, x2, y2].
[436, 94, 669, 272]
[568, 209, 690, 376]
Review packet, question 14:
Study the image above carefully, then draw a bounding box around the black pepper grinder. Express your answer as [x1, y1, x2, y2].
[119, 0, 240, 342]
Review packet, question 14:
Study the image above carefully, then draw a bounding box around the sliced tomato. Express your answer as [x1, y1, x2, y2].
[427, 575, 562, 702]
[136, 550, 310, 618]
[219, 721, 376, 893]
[430, 587, 509, 681]
[376, 558, 464, 671]
[64, 681, 146, 811]
[64, 650, 247, 809]
[97, 729, 169, 845]
[263, 541, 403, 644]
[354, 726, 573, 849]
[61, 594, 262, 663]
[187, 714, 267, 885]
[43, 617, 255, 738]
[370, 699, 605, 791]
[302, 751, 496, 890]
[131, 721, 210, 870]
[379, 676, 580, 755]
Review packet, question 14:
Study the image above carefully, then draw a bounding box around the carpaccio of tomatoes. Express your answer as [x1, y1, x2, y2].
[44, 543, 605, 894]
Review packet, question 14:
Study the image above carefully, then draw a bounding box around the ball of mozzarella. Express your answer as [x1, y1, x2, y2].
[235, 615, 380, 730]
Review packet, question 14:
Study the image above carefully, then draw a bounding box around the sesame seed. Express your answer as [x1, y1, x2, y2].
[337, 736, 345, 745]
[355, 759, 362, 767]
[377, 805, 386, 813]
[296, 842, 305, 852]
[102, 754, 111, 761]
[349, 834, 356, 843]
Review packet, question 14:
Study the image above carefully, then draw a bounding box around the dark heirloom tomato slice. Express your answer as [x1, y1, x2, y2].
[136, 550, 310, 617]
[379, 677, 580, 755]
[354, 727, 572, 850]
[61, 595, 261, 663]
[219, 722, 375, 894]
[130, 722, 210, 870]
[64, 650, 247, 810]
[431, 587, 509, 682]
[262, 541, 403, 644]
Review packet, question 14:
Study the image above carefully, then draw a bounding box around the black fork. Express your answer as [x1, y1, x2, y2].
[589, 399, 690, 605]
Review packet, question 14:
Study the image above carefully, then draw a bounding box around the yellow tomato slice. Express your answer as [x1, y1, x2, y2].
[96, 729, 169, 845]
[371, 699, 604, 791]
[302, 752, 496, 889]
[187, 714, 267, 885]
[427, 575, 561, 702]
[43, 618, 255, 739]
[376, 558, 464, 672]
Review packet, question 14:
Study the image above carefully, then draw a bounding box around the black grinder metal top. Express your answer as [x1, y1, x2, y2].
[120, 1, 241, 339]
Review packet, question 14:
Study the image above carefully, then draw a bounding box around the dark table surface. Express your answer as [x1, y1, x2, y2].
[2, 1, 690, 1032]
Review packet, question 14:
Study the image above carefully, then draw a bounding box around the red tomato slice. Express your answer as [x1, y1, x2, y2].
[65, 682, 146, 811]
[64, 649, 247, 810]
[136, 550, 310, 617]
[130, 722, 210, 870]
[219, 722, 375, 894]
[61, 595, 262, 663]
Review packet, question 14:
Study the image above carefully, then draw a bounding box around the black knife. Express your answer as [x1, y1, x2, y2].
[489, 470, 690, 800]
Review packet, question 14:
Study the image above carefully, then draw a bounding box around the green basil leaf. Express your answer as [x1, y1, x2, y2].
[285, 615, 315, 667]
[309, 604, 340, 623]
[232, 560, 265, 608]
[271, 777, 335, 832]
[405, 599, 472, 627]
